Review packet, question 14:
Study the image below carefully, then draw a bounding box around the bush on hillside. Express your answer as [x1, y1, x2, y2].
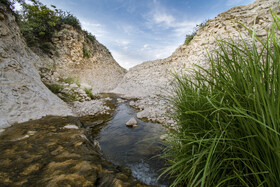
[184, 20, 208, 45]
[163, 12, 280, 186]
[5, 0, 95, 54]
[60, 12, 81, 30]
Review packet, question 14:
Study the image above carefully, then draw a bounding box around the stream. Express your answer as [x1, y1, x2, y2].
[82, 95, 171, 186]
[0, 95, 172, 186]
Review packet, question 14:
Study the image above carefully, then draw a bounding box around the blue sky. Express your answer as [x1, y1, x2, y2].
[38, 0, 254, 69]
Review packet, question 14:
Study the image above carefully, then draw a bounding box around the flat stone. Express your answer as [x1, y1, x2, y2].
[64, 124, 79, 129]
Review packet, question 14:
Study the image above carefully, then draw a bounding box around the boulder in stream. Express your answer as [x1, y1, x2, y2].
[125, 118, 138, 127]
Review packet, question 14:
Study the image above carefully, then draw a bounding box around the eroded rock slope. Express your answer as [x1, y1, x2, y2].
[113, 0, 279, 125]
[38, 25, 126, 93]
[0, 3, 73, 129]
[114, 0, 279, 98]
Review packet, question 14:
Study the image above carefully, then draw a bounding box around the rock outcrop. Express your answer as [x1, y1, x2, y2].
[113, 0, 279, 125]
[0, 3, 73, 129]
[38, 24, 126, 93]
[114, 0, 279, 98]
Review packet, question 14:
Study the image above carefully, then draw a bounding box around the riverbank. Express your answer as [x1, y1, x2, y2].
[0, 94, 172, 186]
[0, 115, 148, 186]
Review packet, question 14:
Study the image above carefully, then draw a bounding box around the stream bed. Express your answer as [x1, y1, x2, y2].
[0, 95, 172, 186]
[91, 97, 171, 186]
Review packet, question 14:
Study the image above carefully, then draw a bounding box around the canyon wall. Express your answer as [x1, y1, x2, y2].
[38, 25, 126, 93]
[113, 0, 279, 98]
[0, 3, 73, 129]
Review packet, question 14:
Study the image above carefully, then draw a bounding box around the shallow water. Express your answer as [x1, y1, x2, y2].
[95, 100, 170, 186]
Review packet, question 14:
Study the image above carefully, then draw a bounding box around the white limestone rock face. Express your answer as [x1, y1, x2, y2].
[0, 3, 73, 129]
[113, 0, 279, 125]
[37, 24, 127, 93]
[113, 0, 279, 98]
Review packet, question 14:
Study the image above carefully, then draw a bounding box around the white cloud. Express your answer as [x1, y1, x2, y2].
[143, 44, 149, 48]
[80, 20, 106, 37]
[226, 0, 254, 6]
[153, 11, 175, 27]
[111, 50, 140, 70]
[145, 0, 201, 37]
[111, 43, 179, 70]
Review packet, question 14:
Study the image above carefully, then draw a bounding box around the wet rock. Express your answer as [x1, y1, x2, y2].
[0, 116, 148, 186]
[160, 134, 168, 140]
[64, 124, 79, 129]
[117, 98, 126, 103]
[126, 118, 138, 127]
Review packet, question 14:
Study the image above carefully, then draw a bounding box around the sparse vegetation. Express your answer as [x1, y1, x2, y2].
[83, 47, 91, 58]
[45, 83, 63, 94]
[84, 88, 93, 99]
[60, 92, 78, 102]
[83, 30, 96, 43]
[60, 77, 80, 86]
[163, 12, 280, 186]
[184, 20, 208, 45]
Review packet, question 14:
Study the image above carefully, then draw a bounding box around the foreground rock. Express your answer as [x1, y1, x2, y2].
[0, 3, 73, 129]
[126, 117, 138, 127]
[70, 99, 111, 117]
[0, 116, 147, 186]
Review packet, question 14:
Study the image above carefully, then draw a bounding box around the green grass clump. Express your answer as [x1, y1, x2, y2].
[184, 20, 208, 45]
[45, 83, 63, 94]
[60, 77, 75, 84]
[83, 47, 91, 58]
[162, 11, 280, 186]
[84, 88, 93, 98]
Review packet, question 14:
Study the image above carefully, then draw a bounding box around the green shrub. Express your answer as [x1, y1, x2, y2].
[60, 12, 81, 30]
[83, 47, 91, 58]
[83, 30, 96, 43]
[59, 92, 78, 102]
[18, 1, 61, 50]
[12, 0, 94, 55]
[39, 42, 56, 53]
[45, 83, 63, 94]
[162, 12, 280, 186]
[84, 88, 93, 99]
[184, 20, 208, 45]
[184, 33, 195, 45]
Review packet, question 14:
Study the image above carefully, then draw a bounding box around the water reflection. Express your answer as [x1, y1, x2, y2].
[96, 101, 169, 186]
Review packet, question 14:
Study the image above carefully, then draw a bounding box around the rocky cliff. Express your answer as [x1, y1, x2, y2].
[0, 3, 73, 129]
[38, 24, 126, 93]
[114, 0, 279, 98]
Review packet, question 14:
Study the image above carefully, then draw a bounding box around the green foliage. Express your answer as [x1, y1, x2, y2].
[60, 77, 81, 87]
[184, 33, 195, 45]
[45, 83, 63, 94]
[163, 12, 280, 186]
[62, 92, 78, 102]
[60, 77, 75, 84]
[84, 88, 94, 99]
[184, 20, 208, 45]
[60, 12, 81, 30]
[19, 1, 61, 50]
[83, 30, 96, 43]
[0, 0, 11, 6]
[11, 0, 94, 54]
[83, 47, 91, 58]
